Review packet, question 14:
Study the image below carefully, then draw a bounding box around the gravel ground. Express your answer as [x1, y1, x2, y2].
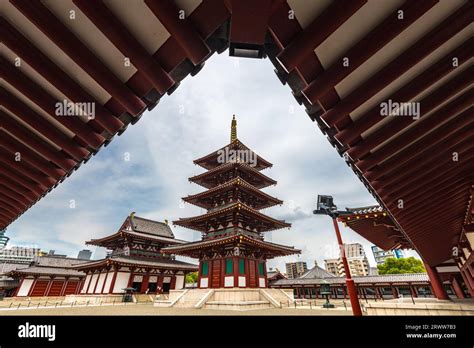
[0, 303, 353, 316]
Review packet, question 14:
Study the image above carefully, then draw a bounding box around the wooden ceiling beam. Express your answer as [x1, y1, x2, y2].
[320, 1, 473, 127]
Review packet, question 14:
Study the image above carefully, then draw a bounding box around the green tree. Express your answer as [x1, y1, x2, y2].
[185, 271, 198, 284]
[377, 257, 425, 275]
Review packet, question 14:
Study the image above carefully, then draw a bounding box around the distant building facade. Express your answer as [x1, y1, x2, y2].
[77, 249, 92, 260]
[324, 243, 370, 277]
[0, 229, 9, 249]
[285, 261, 308, 279]
[0, 246, 42, 264]
[371, 246, 405, 265]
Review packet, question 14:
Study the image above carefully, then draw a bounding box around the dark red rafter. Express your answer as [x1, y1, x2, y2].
[302, 0, 439, 104]
[0, 152, 52, 189]
[348, 67, 473, 160]
[335, 38, 473, 146]
[0, 185, 29, 209]
[72, 0, 174, 95]
[1, 17, 124, 134]
[365, 107, 473, 181]
[10, 0, 146, 116]
[0, 166, 44, 196]
[145, 0, 211, 65]
[377, 152, 474, 204]
[354, 89, 472, 166]
[0, 175, 39, 201]
[0, 84, 90, 162]
[0, 202, 18, 220]
[321, 1, 473, 127]
[276, 0, 367, 73]
[0, 131, 65, 180]
[370, 127, 474, 190]
[0, 110, 77, 171]
[0, 61, 104, 150]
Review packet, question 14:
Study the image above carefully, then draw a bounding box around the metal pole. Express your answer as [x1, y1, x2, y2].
[332, 217, 362, 316]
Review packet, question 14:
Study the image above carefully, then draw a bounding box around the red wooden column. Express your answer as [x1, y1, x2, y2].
[197, 261, 202, 288]
[263, 261, 268, 288]
[108, 267, 118, 294]
[140, 272, 150, 293]
[424, 262, 449, 300]
[170, 272, 177, 290]
[233, 256, 239, 287]
[44, 277, 54, 296]
[127, 268, 135, 288]
[101, 269, 110, 294]
[60, 278, 68, 296]
[13, 278, 24, 297]
[392, 286, 399, 299]
[451, 275, 465, 299]
[410, 284, 418, 298]
[157, 274, 164, 293]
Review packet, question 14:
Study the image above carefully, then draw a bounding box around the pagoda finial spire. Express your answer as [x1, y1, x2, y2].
[230, 114, 237, 142]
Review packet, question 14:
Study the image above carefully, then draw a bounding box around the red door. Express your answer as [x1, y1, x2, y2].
[64, 281, 79, 295]
[30, 280, 49, 296]
[249, 260, 257, 288]
[211, 259, 221, 288]
[46, 280, 64, 296]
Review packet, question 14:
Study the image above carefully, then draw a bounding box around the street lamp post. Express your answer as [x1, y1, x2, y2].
[314, 195, 363, 316]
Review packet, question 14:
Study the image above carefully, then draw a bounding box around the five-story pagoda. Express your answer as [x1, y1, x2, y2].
[162, 116, 300, 288]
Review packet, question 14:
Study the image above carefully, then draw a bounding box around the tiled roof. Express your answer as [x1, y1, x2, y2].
[272, 273, 429, 286]
[7, 266, 85, 277]
[300, 265, 336, 279]
[73, 256, 198, 271]
[35, 256, 90, 268]
[131, 216, 174, 238]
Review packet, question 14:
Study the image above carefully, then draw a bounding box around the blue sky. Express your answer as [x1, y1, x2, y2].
[6, 52, 417, 269]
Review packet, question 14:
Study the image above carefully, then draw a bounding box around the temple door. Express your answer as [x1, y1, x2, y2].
[211, 259, 221, 288]
[249, 260, 257, 288]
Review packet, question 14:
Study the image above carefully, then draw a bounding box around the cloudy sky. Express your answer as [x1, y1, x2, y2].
[6, 52, 417, 270]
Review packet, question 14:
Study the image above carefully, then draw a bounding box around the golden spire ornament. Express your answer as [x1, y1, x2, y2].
[230, 114, 237, 142]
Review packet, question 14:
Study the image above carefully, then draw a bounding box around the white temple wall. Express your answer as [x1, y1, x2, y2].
[87, 274, 99, 294]
[175, 275, 184, 289]
[81, 274, 92, 294]
[112, 272, 130, 293]
[102, 272, 113, 293]
[95, 273, 107, 294]
[16, 278, 34, 297]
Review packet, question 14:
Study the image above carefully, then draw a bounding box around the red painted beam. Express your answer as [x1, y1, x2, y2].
[302, 0, 438, 104]
[0, 111, 76, 171]
[0, 166, 45, 196]
[0, 130, 66, 180]
[228, 0, 272, 56]
[364, 107, 473, 179]
[321, 1, 473, 127]
[145, 0, 211, 65]
[0, 185, 29, 209]
[371, 134, 474, 191]
[400, 207, 467, 232]
[188, 0, 230, 40]
[0, 149, 54, 188]
[382, 168, 472, 205]
[0, 83, 90, 161]
[0, 201, 18, 219]
[10, 0, 146, 116]
[398, 193, 469, 221]
[355, 89, 473, 166]
[0, 61, 104, 150]
[335, 38, 473, 145]
[464, 223, 474, 233]
[73, 0, 174, 95]
[276, 0, 367, 73]
[2, 18, 124, 134]
[0, 175, 38, 201]
[348, 68, 473, 160]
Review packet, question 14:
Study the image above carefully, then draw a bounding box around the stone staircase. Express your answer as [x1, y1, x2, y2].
[155, 288, 294, 311]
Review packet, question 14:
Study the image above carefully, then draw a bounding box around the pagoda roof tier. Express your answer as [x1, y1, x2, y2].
[182, 177, 283, 210]
[72, 256, 198, 272]
[85, 230, 189, 248]
[193, 139, 272, 171]
[161, 234, 300, 259]
[189, 162, 276, 189]
[173, 202, 291, 233]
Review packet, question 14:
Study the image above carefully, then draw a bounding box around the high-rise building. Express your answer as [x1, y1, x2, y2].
[77, 249, 92, 260]
[324, 243, 370, 277]
[371, 246, 405, 265]
[0, 246, 42, 264]
[285, 261, 308, 279]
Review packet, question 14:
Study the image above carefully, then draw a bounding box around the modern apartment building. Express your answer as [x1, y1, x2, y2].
[324, 243, 370, 277]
